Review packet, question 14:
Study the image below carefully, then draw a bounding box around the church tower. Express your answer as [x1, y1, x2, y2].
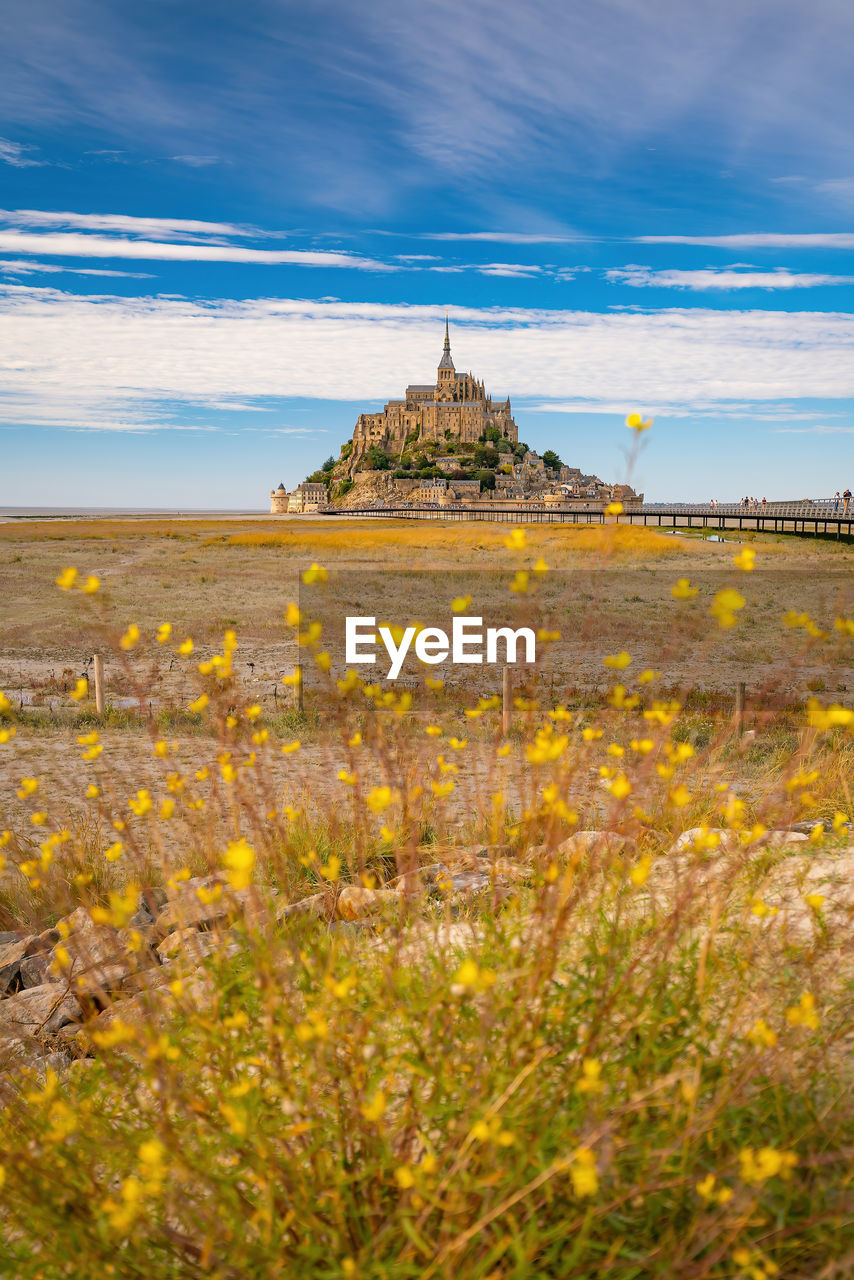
[437, 315, 455, 386]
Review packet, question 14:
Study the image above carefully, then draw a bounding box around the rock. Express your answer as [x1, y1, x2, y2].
[155, 878, 267, 937]
[668, 828, 738, 855]
[24, 927, 60, 955]
[156, 927, 239, 965]
[558, 831, 638, 857]
[0, 938, 31, 994]
[19, 952, 56, 989]
[441, 844, 512, 870]
[389, 863, 453, 895]
[336, 887, 402, 922]
[0, 985, 82, 1040]
[276, 892, 330, 922]
[756, 830, 809, 848]
[0, 931, 23, 947]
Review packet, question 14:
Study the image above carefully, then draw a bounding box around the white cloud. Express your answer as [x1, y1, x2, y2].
[476, 263, 544, 278]
[168, 155, 220, 167]
[0, 209, 258, 239]
[773, 425, 854, 434]
[607, 266, 854, 290]
[421, 231, 576, 243]
[0, 258, 154, 279]
[2, 289, 854, 433]
[0, 138, 46, 168]
[0, 230, 393, 270]
[636, 233, 854, 250]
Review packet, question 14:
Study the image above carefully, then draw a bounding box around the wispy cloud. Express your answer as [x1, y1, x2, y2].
[420, 231, 576, 243]
[636, 234, 854, 250]
[0, 258, 154, 279]
[0, 230, 393, 270]
[0, 138, 47, 168]
[0, 209, 257, 240]
[168, 155, 220, 167]
[1, 289, 853, 433]
[606, 266, 854, 290]
[773, 425, 854, 434]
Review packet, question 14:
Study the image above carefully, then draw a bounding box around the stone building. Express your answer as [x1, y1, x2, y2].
[269, 481, 328, 514]
[346, 319, 517, 474]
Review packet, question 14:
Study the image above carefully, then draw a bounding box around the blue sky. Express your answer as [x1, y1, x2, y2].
[1, 0, 853, 506]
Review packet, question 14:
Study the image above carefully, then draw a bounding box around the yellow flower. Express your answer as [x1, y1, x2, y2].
[395, 1165, 416, 1190]
[747, 1019, 778, 1048]
[177, 637, 194, 656]
[638, 668, 659, 684]
[451, 594, 472, 612]
[750, 898, 778, 918]
[360, 1091, 386, 1122]
[81, 575, 100, 594]
[128, 789, 152, 817]
[223, 837, 255, 890]
[156, 623, 172, 643]
[510, 570, 529, 593]
[160, 798, 175, 820]
[603, 651, 631, 669]
[804, 892, 825, 910]
[70, 677, 89, 702]
[188, 693, 208, 713]
[605, 501, 623, 515]
[739, 1146, 797, 1185]
[569, 1147, 598, 1196]
[671, 578, 698, 601]
[281, 740, 301, 754]
[315, 651, 332, 672]
[607, 774, 632, 800]
[576, 1058, 604, 1094]
[302, 563, 329, 584]
[786, 992, 819, 1029]
[85, 784, 99, 799]
[425, 676, 444, 690]
[104, 841, 123, 862]
[733, 546, 756, 572]
[431, 779, 454, 798]
[710, 589, 746, 628]
[366, 785, 393, 814]
[626, 412, 653, 431]
[668, 784, 692, 808]
[629, 854, 653, 886]
[120, 623, 140, 651]
[56, 567, 78, 590]
[153, 739, 169, 758]
[319, 855, 341, 882]
[17, 777, 39, 797]
[503, 528, 526, 550]
[452, 958, 496, 993]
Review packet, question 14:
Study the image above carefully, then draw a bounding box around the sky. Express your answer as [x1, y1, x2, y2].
[1, 0, 854, 506]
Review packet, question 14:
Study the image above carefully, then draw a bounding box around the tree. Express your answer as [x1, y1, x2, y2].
[542, 450, 562, 472]
[362, 446, 390, 471]
[476, 469, 496, 491]
[321, 455, 336, 473]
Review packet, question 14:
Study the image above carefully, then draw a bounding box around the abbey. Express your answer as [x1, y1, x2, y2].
[345, 318, 517, 474]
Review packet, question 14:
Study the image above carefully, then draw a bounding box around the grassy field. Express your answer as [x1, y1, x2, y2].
[0, 517, 852, 1277]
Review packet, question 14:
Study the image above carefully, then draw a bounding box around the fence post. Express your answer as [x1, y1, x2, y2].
[734, 682, 746, 736]
[502, 666, 512, 736]
[93, 654, 104, 716]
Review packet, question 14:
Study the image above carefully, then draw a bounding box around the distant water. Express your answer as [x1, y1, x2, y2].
[0, 506, 265, 521]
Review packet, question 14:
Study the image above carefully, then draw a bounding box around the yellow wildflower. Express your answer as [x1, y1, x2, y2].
[626, 412, 653, 431]
[569, 1147, 598, 1196]
[120, 624, 140, 651]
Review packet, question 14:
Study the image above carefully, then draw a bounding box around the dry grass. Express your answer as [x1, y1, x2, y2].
[0, 523, 852, 1278]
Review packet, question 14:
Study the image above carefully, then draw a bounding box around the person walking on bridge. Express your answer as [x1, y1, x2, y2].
[844, 488, 852, 514]
[833, 491, 841, 513]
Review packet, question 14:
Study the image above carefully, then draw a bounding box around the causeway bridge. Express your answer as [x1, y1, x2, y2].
[322, 499, 853, 538]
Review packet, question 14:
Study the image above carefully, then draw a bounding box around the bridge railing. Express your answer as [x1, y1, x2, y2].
[623, 500, 849, 517]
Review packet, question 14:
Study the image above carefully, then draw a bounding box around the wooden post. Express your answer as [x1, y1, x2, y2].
[502, 666, 512, 736]
[93, 654, 104, 716]
[734, 682, 746, 736]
